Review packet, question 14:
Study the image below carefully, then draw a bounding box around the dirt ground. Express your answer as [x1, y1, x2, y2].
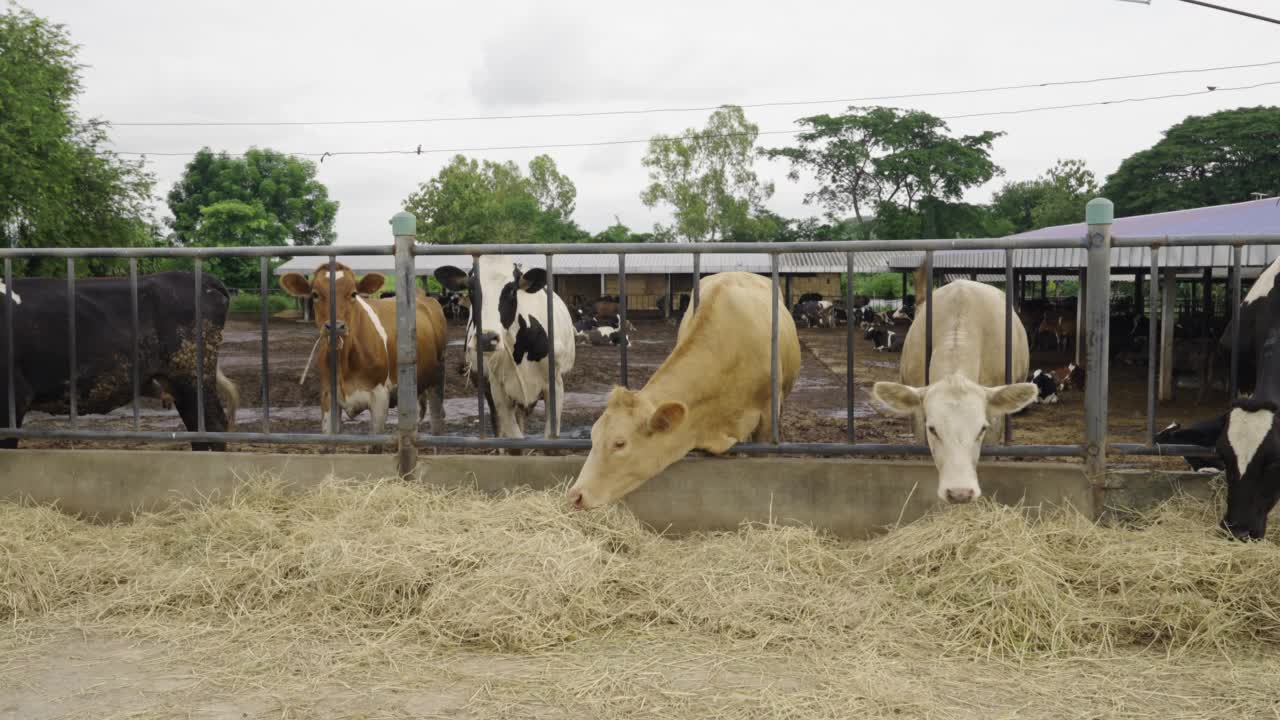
[18, 313, 1218, 467]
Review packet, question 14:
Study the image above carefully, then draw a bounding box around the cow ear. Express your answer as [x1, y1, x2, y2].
[648, 401, 687, 434]
[872, 382, 923, 416]
[356, 273, 386, 296]
[519, 268, 548, 293]
[280, 273, 311, 298]
[986, 383, 1039, 416]
[434, 266, 468, 291]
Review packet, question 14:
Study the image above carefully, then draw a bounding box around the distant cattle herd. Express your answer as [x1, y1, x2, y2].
[2, 256, 1278, 540]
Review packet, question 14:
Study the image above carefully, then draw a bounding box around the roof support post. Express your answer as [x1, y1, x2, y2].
[391, 211, 419, 478]
[1083, 197, 1113, 484]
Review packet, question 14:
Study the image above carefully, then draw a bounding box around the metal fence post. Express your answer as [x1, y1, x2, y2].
[1083, 198, 1113, 483]
[391, 211, 419, 477]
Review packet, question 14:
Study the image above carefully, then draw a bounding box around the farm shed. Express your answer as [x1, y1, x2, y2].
[893, 197, 1280, 396]
[274, 250, 917, 314]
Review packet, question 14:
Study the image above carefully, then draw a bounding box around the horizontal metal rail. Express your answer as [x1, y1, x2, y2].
[0, 245, 394, 259]
[1111, 234, 1280, 248]
[0, 428, 394, 446]
[412, 237, 1088, 256]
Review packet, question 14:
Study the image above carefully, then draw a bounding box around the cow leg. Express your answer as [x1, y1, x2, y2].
[543, 375, 565, 440]
[420, 387, 446, 436]
[169, 381, 228, 451]
[320, 390, 340, 436]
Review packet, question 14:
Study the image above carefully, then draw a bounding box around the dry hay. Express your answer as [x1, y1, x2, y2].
[4, 476, 1280, 718]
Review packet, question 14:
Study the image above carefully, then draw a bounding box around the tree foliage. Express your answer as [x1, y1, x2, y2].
[991, 159, 1098, 233]
[404, 154, 585, 244]
[0, 6, 157, 276]
[167, 148, 337, 248]
[641, 106, 774, 242]
[1103, 106, 1280, 215]
[765, 106, 1003, 233]
[190, 200, 288, 288]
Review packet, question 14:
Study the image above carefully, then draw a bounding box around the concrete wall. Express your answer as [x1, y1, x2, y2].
[0, 449, 1090, 538]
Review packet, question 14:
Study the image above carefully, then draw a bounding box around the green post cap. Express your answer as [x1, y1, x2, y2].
[1085, 197, 1114, 225]
[390, 211, 417, 236]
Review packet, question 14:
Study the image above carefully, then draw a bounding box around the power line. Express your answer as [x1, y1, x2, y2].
[1176, 0, 1280, 25]
[108, 59, 1280, 128]
[113, 78, 1280, 159]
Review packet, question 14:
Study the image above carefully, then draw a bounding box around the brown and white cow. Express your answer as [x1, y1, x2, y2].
[566, 272, 801, 509]
[872, 280, 1038, 504]
[280, 264, 447, 435]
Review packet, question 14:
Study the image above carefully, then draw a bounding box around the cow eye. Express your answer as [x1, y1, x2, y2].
[612, 439, 626, 451]
[311, 292, 318, 300]
[927, 425, 938, 438]
[350, 291, 358, 299]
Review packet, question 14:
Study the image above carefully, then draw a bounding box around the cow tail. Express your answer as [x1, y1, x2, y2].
[216, 362, 240, 432]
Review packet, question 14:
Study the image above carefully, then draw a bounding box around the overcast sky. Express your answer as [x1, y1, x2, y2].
[26, 0, 1280, 244]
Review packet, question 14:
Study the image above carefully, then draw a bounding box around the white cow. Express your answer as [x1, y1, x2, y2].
[434, 256, 576, 439]
[872, 280, 1038, 504]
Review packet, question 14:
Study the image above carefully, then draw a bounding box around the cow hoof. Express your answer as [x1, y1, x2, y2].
[368, 445, 385, 455]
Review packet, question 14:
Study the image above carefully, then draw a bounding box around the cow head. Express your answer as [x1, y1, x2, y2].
[566, 387, 690, 510]
[280, 263, 386, 342]
[434, 257, 547, 375]
[872, 373, 1037, 503]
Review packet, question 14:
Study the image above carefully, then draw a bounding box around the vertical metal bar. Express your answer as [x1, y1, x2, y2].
[259, 257, 270, 433]
[619, 254, 629, 388]
[1004, 249, 1014, 445]
[66, 258, 76, 429]
[1083, 198, 1113, 480]
[1201, 267, 1212, 339]
[1230, 244, 1242, 399]
[845, 252, 855, 443]
[393, 218, 419, 474]
[473, 254, 486, 437]
[1147, 247, 1158, 445]
[328, 255, 339, 436]
[545, 254, 558, 438]
[1076, 269, 1086, 366]
[924, 250, 934, 385]
[1159, 267, 1175, 401]
[770, 253, 780, 445]
[664, 273, 672, 320]
[692, 253, 701, 313]
[4, 258, 13, 430]
[194, 258, 206, 433]
[129, 259, 140, 431]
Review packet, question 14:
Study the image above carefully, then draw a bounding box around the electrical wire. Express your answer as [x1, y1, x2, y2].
[112, 78, 1280, 159]
[108, 59, 1280, 128]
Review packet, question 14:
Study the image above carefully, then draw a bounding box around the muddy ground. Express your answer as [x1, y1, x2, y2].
[19, 313, 1219, 467]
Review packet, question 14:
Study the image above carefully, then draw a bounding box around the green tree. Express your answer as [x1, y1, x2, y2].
[167, 148, 337, 248]
[592, 217, 654, 244]
[764, 106, 1002, 237]
[189, 200, 288, 288]
[0, 7, 157, 276]
[992, 159, 1098, 233]
[404, 154, 581, 245]
[641, 105, 774, 242]
[1103, 106, 1280, 215]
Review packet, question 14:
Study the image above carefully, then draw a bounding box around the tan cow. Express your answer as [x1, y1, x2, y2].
[872, 280, 1037, 504]
[566, 271, 801, 510]
[280, 264, 447, 435]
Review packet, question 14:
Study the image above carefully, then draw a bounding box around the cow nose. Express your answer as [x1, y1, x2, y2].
[477, 331, 499, 352]
[944, 488, 976, 504]
[324, 320, 348, 334]
[567, 488, 586, 511]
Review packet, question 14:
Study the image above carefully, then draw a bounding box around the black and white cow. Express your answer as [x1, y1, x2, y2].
[863, 325, 903, 352]
[1029, 369, 1059, 404]
[1161, 258, 1280, 538]
[1154, 419, 1226, 472]
[0, 271, 239, 450]
[434, 256, 576, 439]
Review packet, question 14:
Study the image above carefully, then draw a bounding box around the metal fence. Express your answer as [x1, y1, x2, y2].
[2, 202, 1277, 479]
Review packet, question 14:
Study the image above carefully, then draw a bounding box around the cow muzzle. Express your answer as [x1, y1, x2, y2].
[476, 330, 499, 353]
[323, 320, 349, 337]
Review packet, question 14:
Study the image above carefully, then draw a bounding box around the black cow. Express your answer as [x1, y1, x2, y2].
[1154, 419, 1227, 472]
[656, 293, 691, 318]
[0, 271, 239, 451]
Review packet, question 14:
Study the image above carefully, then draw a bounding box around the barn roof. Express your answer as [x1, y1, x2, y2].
[274, 250, 919, 277]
